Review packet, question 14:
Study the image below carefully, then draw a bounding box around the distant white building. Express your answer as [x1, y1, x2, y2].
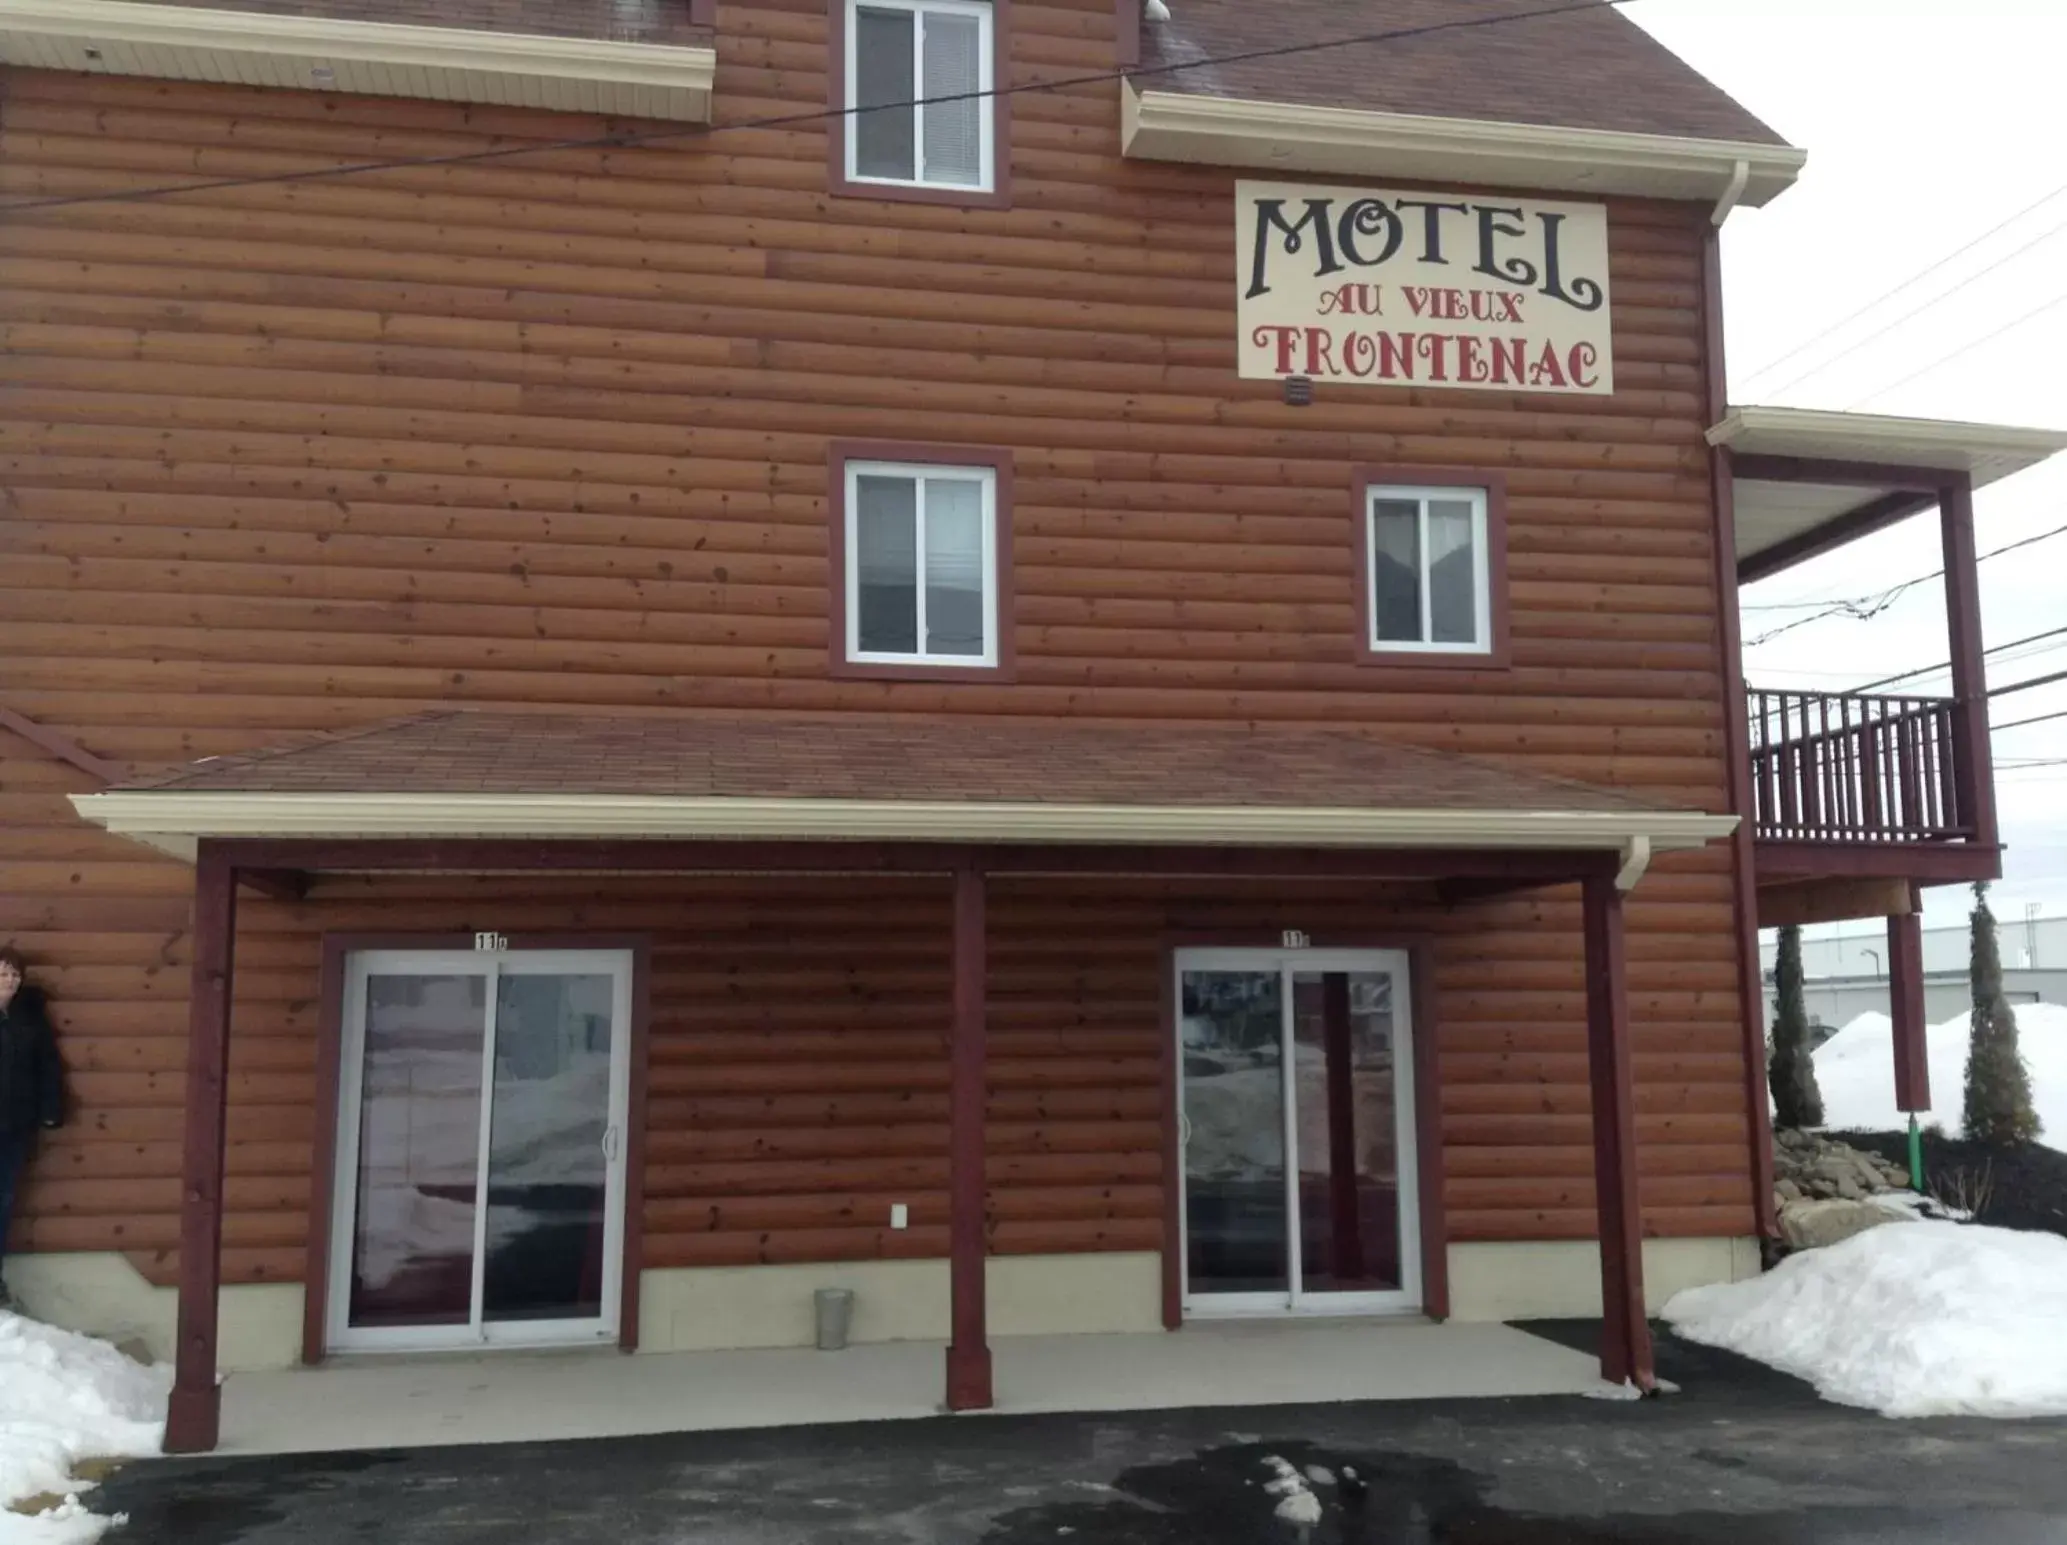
[1761, 912, 2067, 1035]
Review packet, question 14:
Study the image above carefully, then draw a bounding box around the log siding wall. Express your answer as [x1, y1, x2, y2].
[0, 0, 1754, 1286]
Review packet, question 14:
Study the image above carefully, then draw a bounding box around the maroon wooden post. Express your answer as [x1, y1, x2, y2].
[166, 842, 238, 1454]
[945, 860, 993, 1411]
[1941, 475, 1997, 845]
[1321, 972, 1364, 1280]
[1889, 903, 1931, 1112]
[1583, 872, 1653, 1391]
[1701, 232, 1779, 1247]
[1114, 0, 1142, 66]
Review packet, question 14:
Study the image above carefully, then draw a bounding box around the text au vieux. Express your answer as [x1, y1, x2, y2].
[1244, 194, 1610, 391]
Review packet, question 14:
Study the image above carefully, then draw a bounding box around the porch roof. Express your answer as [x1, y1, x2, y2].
[1714, 405, 2067, 582]
[70, 710, 1735, 866]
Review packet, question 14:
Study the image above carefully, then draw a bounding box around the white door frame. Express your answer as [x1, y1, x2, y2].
[1174, 946, 1421, 1319]
[326, 947, 635, 1354]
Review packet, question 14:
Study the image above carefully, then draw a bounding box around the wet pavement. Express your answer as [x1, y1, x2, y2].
[97, 1327, 2067, 1543]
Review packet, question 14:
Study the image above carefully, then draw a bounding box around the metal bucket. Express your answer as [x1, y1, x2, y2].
[815, 1287, 855, 1351]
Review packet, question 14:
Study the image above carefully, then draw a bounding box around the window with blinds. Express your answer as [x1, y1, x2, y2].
[845, 460, 1000, 667]
[1363, 486, 1493, 656]
[848, 0, 994, 192]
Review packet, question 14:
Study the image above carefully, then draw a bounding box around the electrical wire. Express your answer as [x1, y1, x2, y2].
[1846, 287, 2067, 409]
[1743, 518, 2067, 647]
[1991, 706, 2067, 735]
[1743, 189, 2067, 395]
[0, 0, 1634, 216]
[1853, 623, 2067, 693]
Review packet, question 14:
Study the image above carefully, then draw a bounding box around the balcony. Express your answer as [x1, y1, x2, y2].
[1747, 685, 1999, 920]
[1747, 687, 1978, 849]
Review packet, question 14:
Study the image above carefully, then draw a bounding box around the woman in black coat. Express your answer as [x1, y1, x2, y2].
[0, 945, 66, 1305]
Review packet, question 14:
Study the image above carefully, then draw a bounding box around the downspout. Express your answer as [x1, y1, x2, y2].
[1711, 158, 1751, 227]
[1700, 229, 1781, 1255]
[1614, 835, 1652, 893]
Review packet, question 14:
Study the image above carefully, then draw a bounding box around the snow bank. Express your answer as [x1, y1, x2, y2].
[0, 1314, 168, 1544]
[1814, 1002, 2067, 1151]
[1664, 1221, 2067, 1418]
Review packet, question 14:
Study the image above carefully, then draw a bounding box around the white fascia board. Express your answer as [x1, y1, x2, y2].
[1122, 84, 1805, 207]
[1710, 405, 2067, 478]
[0, 0, 716, 120]
[71, 790, 1738, 856]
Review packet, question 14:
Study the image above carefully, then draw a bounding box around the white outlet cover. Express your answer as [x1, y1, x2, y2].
[890, 1203, 909, 1229]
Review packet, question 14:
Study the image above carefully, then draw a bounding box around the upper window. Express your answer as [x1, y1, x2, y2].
[843, 458, 1000, 669]
[845, 0, 996, 193]
[1361, 483, 1495, 658]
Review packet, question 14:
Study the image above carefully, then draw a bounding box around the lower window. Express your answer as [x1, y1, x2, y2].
[326, 947, 634, 1353]
[843, 457, 1001, 669]
[1361, 481, 1495, 658]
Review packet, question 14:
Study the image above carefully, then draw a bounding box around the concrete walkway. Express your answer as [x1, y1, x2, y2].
[103, 1330, 2067, 1545]
[217, 1319, 1604, 1455]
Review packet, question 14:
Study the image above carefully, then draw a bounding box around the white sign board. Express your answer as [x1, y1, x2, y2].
[1236, 181, 1615, 396]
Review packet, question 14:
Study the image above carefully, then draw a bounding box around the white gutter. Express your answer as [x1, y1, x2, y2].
[72, 791, 1737, 867]
[1615, 835, 1653, 893]
[1711, 157, 1751, 226]
[1123, 86, 1805, 206]
[0, 0, 717, 122]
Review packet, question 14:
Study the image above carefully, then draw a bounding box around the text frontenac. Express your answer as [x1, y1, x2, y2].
[1237, 182, 1615, 397]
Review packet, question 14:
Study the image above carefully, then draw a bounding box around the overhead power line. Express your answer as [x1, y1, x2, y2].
[1989, 666, 2067, 702]
[1755, 210, 2067, 399]
[0, 0, 1633, 216]
[1992, 705, 2067, 735]
[1854, 622, 2067, 693]
[1847, 287, 2067, 409]
[1740, 179, 2067, 390]
[1743, 518, 2067, 648]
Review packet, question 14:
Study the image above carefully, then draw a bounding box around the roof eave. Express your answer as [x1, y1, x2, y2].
[0, 0, 716, 122]
[72, 790, 1738, 865]
[1122, 84, 1804, 206]
[1710, 405, 2067, 472]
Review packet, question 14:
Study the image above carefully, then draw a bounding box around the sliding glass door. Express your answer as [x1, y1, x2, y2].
[327, 949, 633, 1353]
[1176, 948, 1419, 1316]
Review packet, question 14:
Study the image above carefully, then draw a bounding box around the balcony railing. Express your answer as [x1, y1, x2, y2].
[1747, 688, 1975, 845]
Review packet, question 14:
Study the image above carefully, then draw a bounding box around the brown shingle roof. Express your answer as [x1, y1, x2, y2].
[1141, 0, 1789, 147]
[124, 0, 710, 46]
[121, 711, 1662, 814]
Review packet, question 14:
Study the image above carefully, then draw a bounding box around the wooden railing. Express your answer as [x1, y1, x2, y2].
[1747, 688, 1974, 845]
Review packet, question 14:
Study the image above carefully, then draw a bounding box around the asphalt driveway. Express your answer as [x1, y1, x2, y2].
[96, 1327, 2067, 1544]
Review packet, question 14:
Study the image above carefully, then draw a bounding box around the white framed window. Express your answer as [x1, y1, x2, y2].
[844, 459, 1000, 668]
[1364, 484, 1493, 655]
[846, 0, 995, 193]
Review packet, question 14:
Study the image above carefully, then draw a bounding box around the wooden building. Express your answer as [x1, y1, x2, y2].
[0, 0, 2058, 1454]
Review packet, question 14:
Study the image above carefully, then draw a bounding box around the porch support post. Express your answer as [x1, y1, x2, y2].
[1889, 899, 1931, 1112]
[1583, 872, 1653, 1391]
[945, 859, 993, 1411]
[166, 841, 238, 1454]
[1941, 474, 1997, 844]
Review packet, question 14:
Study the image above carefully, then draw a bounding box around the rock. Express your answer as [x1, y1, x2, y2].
[1775, 1178, 1804, 1203]
[1833, 1173, 1863, 1201]
[114, 1336, 156, 1368]
[1779, 1197, 1918, 1251]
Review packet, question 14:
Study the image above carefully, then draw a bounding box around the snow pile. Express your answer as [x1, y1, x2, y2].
[1814, 1003, 2067, 1151]
[0, 1313, 168, 1543]
[1664, 1221, 2067, 1418]
[1261, 1455, 1321, 1526]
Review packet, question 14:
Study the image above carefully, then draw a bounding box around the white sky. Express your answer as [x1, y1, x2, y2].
[1629, 0, 2067, 934]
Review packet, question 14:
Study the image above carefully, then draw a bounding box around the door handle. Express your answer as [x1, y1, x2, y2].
[602, 1125, 622, 1162]
[1178, 1112, 1192, 1149]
